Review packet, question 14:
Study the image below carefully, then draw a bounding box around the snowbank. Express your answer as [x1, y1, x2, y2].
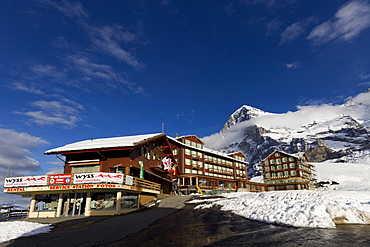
[189, 190, 370, 228]
[0, 221, 52, 244]
[189, 162, 370, 228]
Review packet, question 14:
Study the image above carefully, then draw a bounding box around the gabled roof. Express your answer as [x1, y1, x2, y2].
[261, 150, 305, 162]
[45, 133, 165, 154]
[228, 152, 247, 158]
[175, 135, 205, 145]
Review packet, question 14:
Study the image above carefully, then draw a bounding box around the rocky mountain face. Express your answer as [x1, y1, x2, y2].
[203, 89, 370, 177]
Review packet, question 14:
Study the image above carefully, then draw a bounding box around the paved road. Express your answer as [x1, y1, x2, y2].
[1, 195, 192, 247]
[2, 195, 370, 246]
[106, 204, 370, 247]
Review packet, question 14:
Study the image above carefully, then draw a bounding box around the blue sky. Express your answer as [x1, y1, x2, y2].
[1, 0, 370, 187]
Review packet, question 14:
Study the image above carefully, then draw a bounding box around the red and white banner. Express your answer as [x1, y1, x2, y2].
[48, 174, 72, 185]
[4, 175, 48, 188]
[73, 173, 124, 184]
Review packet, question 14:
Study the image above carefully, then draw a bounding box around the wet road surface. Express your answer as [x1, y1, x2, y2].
[3, 195, 370, 246]
[106, 201, 370, 247]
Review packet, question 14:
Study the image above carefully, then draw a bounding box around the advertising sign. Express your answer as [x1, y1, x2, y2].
[73, 173, 124, 184]
[48, 174, 72, 185]
[125, 175, 133, 185]
[4, 175, 48, 188]
[139, 161, 144, 179]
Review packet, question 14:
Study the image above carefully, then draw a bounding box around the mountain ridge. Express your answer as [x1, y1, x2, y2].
[202, 89, 370, 177]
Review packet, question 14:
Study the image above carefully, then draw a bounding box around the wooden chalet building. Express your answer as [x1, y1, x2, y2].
[261, 150, 315, 190]
[3, 133, 175, 218]
[168, 135, 249, 194]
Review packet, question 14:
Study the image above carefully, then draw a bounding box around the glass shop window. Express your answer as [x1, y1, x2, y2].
[35, 194, 59, 211]
[120, 192, 138, 209]
[90, 192, 117, 210]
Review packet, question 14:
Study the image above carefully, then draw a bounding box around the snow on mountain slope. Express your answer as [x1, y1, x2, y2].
[202, 89, 370, 176]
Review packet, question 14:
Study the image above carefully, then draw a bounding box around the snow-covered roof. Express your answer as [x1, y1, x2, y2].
[45, 133, 165, 154]
[261, 150, 306, 162]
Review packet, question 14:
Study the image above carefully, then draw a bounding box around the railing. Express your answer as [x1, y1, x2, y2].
[0, 206, 28, 222]
[131, 177, 161, 192]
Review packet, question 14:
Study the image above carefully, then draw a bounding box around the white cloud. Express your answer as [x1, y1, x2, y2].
[280, 17, 316, 44]
[285, 61, 301, 69]
[308, 0, 370, 45]
[280, 22, 306, 44]
[37, 0, 88, 19]
[203, 90, 370, 150]
[0, 129, 47, 206]
[14, 99, 84, 128]
[88, 24, 144, 70]
[30, 64, 66, 80]
[0, 130, 45, 185]
[10, 82, 45, 95]
[66, 55, 145, 94]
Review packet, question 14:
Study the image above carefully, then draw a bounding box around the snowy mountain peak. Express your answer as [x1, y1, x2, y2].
[222, 105, 273, 131]
[203, 89, 370, 177]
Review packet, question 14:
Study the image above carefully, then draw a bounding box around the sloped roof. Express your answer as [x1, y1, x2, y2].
[45, 133, 165, 154]
[261, 150, 306, 162]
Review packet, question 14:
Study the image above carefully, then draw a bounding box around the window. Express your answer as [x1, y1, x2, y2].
[264, 166, 270, 171]
[185, 149, 191, 155]
[277, 172, 283, 177]
[265, 173, 270, 178]
[120, 192, 138, 209]
[277, 165, 282, 170]
[91, 192, 117, 210]
[271, 166, 275, 171]
[185, 159, 191, 165]
[284, 171, 289, 176]
[173, 149, 178, 155]
[282, 158, 288, 162]
[270, 159, 275, 164]
[283, 164, 288, 169]
[276, 159, 281, 164]
[72, 165, 100, 173]
[289, 163, 296, 168]
[264, 160, 269, 165]
[289, 157, 295, 161]
[35, 194, 59, 211]
[290, 170, 297, 176]
[275, 153, 280, 157]
[272, 173, 276, 177]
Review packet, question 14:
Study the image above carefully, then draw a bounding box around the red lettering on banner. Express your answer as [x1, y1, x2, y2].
[6, 188, 25, 192]
[130, 186, 142, 191]
[50, 185, 71, 190]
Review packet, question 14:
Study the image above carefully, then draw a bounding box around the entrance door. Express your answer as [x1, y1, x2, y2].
[62, 193, 87, 216]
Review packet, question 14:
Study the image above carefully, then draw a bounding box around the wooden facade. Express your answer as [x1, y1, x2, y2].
[3, 133, 176, 218]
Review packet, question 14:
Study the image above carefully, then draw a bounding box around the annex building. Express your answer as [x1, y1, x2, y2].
[260, 150, 315, 190]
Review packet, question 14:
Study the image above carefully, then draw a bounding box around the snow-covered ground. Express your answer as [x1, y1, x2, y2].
[0, 221, 52, 243]
[188, 162, 370, 229]
[1, 162, 369, 243]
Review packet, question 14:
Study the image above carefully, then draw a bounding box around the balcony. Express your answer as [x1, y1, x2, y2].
[191, 154, 202, 160]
